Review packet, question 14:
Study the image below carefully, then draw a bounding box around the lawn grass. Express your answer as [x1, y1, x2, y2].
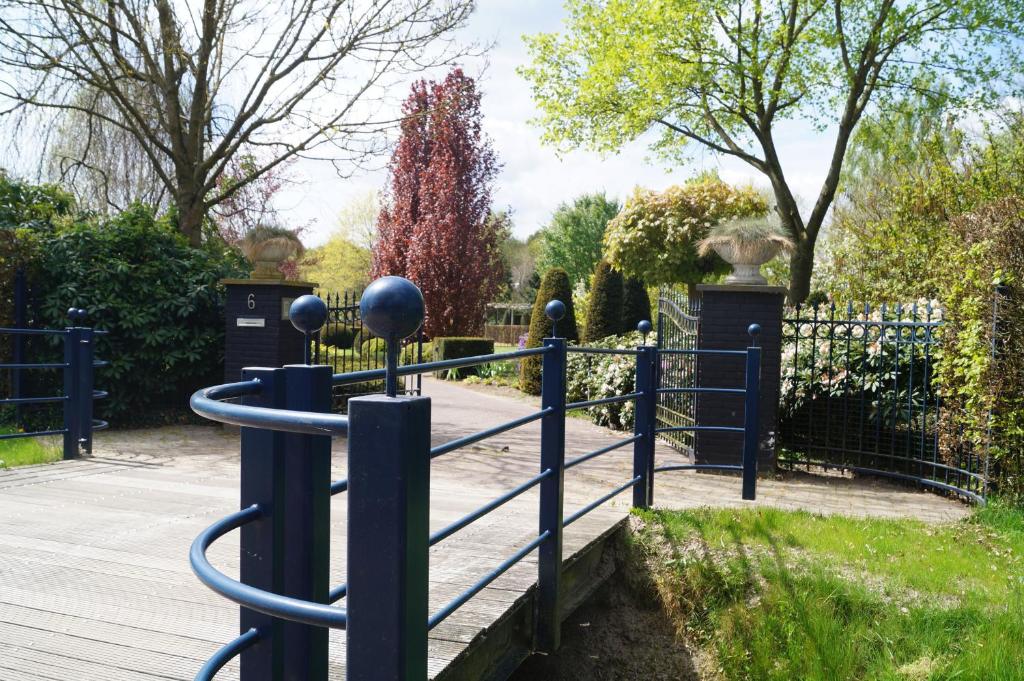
[637, 503, 1024, 681]
[0, 428, 62, 468]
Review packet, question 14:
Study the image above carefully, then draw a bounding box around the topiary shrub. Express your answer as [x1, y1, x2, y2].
[519, 267, 578, 395]
[361, 337, 387, 361]
[321, 324, 358, 349]
[432, 337, 495, 379]
[584, 260, 624, 341]
[621, 276, 652, 332]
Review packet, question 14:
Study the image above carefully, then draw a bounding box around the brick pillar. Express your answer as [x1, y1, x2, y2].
[222, 279, 317, 382]
[695, 284, 785, 470]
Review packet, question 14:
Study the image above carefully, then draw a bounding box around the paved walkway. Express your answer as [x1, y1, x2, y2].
[0, 378, 969, 681]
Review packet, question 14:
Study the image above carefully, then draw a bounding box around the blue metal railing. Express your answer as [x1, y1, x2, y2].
[0, 308, 108, 459]
[187, 279, 762, 681]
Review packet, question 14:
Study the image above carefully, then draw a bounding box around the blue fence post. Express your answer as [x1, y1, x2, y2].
[77, 324, 95, 455]
[346, 394, 431, 679]
[62, 310, 83, 460]
[742, 324, 762, 501]
[347, 276, 429, 680]
[238, 366, 287, 681]
[633, 325, 657, 509]
[536, 300, 567, 653]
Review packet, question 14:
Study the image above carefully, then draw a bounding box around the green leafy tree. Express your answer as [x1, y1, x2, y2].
[519, 267, 579, 394]
[584, 260, 623, 341]
[621, 277, 652, 333]
[603, 178, 768, 295]
[301, 237, 372, 293]
[521, 0, 1024, 302]
[537, 192, 620, 289]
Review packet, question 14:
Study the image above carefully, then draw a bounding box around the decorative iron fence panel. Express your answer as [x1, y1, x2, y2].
[656, 288, 700, 453]
[778, 301, 988, 501]
[314, 289, 424, 409]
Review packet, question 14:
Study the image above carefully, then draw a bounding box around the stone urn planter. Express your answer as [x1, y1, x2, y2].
[698, 220, 794, 286]
[240, 225, 305, 280]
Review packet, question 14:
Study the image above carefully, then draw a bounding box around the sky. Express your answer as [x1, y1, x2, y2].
[280, 0, 837, 247]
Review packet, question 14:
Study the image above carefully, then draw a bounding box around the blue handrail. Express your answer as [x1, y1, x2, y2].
[188, 284, 764, 681]
[195, 628, 262, 681]
[190, 504, 349, 629]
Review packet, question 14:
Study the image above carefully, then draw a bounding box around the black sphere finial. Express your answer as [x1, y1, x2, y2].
[747, 323, 762, 346]
[638, 319, 652, 344]
[360, 276, 425, 341]
[290, 295, 328, 336]
[545, 299, 566, 338]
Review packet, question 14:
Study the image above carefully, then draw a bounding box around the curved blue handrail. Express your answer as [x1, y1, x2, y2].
[190, 504, 349, 629]
[195, 628, 262, 681]
[190, 381, 349, 436]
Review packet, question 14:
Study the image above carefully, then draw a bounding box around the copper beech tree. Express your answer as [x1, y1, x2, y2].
[373, 69, 504, 337]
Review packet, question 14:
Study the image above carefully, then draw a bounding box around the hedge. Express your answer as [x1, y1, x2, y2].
[519, 268, 578, 394]
[621, 276, 652, 333]
[11, 203, 248, 426]
[584, 260, 623, 341]
[432, 337, 494, 379]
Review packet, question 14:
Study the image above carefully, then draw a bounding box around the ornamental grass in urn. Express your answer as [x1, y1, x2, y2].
[240, 224, 305, 280]
[697, 219, 794, 285]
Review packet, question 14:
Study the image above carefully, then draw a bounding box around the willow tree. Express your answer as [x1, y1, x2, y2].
[0, 0, 474, 246]
[521, 0, 1024, 302]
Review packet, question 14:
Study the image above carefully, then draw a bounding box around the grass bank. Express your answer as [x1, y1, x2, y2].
[0, 428, 62, 468]
[638, 504, 1024, 681]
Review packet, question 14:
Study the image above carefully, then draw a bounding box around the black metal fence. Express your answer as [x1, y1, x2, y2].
[314, 290, 423, 408]
[655, 289, 700, 453]
[777, 301, 988, 502]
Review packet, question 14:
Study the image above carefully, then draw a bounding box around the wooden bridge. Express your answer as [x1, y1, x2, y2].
[0, 378, 966, 681]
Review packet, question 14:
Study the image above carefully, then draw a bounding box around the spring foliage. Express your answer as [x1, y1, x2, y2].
[372, 69, 504, 337]
[536, 192, 620, 289]
[604, 179, 769, 286]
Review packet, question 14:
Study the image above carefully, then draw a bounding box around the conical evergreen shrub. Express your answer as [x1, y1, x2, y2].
[583, 260, 623, 342]
[519, 267, 578, 395]
[621, 276, 652, 333]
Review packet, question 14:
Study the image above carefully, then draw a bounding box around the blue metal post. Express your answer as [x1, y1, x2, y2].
[281, 363, 332, 680]
[12, 267, 26, 429]
[62, 326, 82, 460]
[536, 334, 566, 653]
[633, 345, 657, 509]
[346, 394, 431, 681]
[77, 326, 95, 455]
[239, 367, 287, 681]
[742, 326, 762, 501]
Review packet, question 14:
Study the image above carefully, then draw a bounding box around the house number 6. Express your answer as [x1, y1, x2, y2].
[247, 293, 256, 310]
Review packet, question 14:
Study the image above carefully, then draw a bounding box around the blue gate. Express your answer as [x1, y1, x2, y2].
[1, 308, 108, 459]
[188, 276, 761, 681]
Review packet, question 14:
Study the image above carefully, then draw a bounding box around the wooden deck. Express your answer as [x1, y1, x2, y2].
[0, 378, 969, 680]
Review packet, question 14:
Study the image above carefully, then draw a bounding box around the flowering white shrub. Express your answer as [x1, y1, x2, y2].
[566, 331, 644, 430]
[780, 300, 943, 427]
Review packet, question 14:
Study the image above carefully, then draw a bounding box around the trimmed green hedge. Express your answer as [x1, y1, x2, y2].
[519, 268, 579, 395]
[584, 259, 623, 341]
[432, 337, 494, 379]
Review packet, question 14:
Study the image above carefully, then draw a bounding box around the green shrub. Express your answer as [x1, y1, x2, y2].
[321, 325, 357, 349]
[621, 277, 652, 333]
[566, 331, 643, 430]
[584, 260, 624, 341]
[519, 268, 579, 394]
[402, 340, 431, 365]
[361, 337, 387, 361]
[432, 337, 494, 379]
[16, 204, 248, 425]
[352, 328, 376, 350]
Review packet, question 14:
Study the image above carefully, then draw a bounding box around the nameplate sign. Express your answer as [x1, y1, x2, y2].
[237, 317, 266, 328]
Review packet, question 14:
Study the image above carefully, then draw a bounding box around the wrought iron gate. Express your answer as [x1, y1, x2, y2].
[655, 288, 700, 453]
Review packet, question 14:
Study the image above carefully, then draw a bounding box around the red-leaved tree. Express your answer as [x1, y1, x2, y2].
[373, 69, 503, 337]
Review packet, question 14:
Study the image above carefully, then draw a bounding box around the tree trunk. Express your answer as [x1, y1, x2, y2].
[176, 193, 205, 247]
[788, 239, 814, 305]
